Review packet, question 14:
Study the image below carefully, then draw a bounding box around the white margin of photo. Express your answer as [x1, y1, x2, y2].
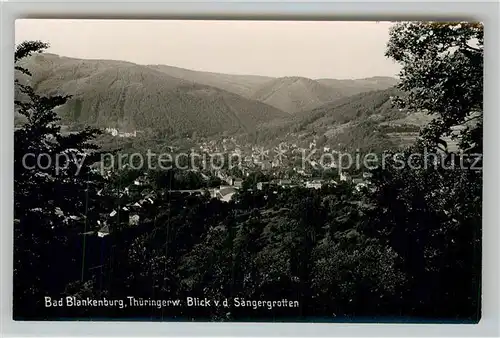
[1, 1, 498, 337]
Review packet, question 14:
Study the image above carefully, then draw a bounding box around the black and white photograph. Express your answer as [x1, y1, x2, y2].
[13, 20, 483, 322]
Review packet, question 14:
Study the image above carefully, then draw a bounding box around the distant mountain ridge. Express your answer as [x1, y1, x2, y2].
[147, 64, 398, 113]
[15, 52, 400, 138]
[316, 77, 399, 96]
[16, 53, 289, 136]
[148, 64, 273, 98]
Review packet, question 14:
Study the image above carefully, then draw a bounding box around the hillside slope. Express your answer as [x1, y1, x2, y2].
[16, 53, 289, 136]
[294, 86, 406, 128]
[241, 87, 422, 151]
[149, 65, 398, 109]
[250, 76, 345, 113]
[292, 87, 474, 152]
[148, 64, 272, 97]
[249, 76, 398, 114]
[316, 76, 399, 97]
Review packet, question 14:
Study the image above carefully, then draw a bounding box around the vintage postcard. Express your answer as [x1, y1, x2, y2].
[13, 20, 482, 322]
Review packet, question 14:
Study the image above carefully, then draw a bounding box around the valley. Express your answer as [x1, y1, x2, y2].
[15, 52, 430, 153]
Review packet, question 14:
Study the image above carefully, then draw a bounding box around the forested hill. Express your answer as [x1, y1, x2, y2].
[249, 76, 399, 113]
[240, 86, 423, 152]
[15, 53, 399, 138]
[148, 64, 273, 98]
[15, 53, 290, 137]
[294, 86, 406, 127]
[249, 76, 346, 113]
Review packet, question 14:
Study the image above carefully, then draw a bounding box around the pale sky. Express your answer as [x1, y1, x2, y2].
[15, 19, 401, 80]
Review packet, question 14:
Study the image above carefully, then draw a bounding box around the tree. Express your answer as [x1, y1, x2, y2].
[361, 22, 483, 320]
[311, 231, 406, 317]
[386, 21, 483, 153]
[14, 41, 105, 319]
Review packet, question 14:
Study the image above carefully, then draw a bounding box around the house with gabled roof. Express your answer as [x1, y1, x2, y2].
[215, 186, 237, 202]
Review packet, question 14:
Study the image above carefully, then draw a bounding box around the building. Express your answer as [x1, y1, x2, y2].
[98, 224, 110, 238]
[233, 178, 243, 188]
[216, 170, 226, 181]
[277, 179, 293, 188]
[259, 160, 272, 170]
[352, 177, 367, 192]
[105, 127, 137, 138]
[352, 178, 365, 185]
[306, 180, 323, 189]
[225, 176, 235, 186]
[215, 187, 237, 202]
[355, 183, 367, 192]
[340, 171, 351, 182]
[118, 130, 137, 138]
[134, 177, 148, 186]
[362, 172, 373, 180]
[105, 127, 119, 136]
[256, 182, 270, 190]
[225, 176, 243, 188]
[325, 159, 337, 168]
